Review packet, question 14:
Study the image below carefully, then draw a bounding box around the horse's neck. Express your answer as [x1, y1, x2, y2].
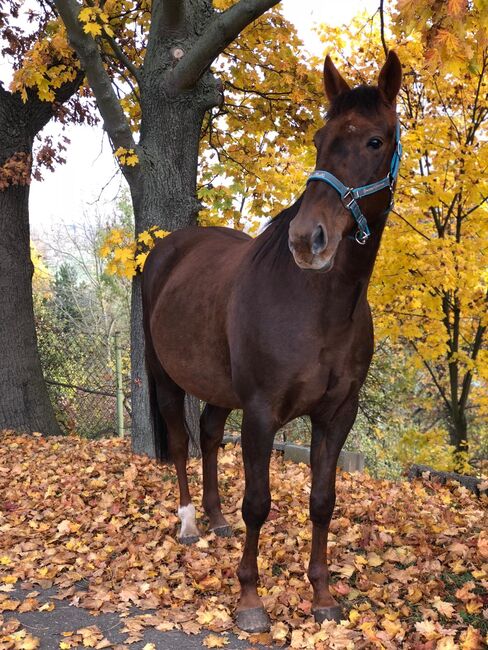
[335, 216, 387, 284]
[252, 202, 387, 320]
[300, 216, 387, 324]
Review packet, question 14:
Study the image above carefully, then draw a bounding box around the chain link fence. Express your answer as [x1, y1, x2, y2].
[38, 329, 131, 438]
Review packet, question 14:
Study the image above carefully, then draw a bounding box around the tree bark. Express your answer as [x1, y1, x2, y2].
[0, 74, 82, 435]
[130, 72, 217, 456]
[449, 411, 468, 453]
[0, 90, 62, 434]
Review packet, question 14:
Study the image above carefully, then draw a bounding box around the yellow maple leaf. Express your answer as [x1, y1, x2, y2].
[83, 22, 102, 37]
[415, 620, 440, 640]
[433, 597, 455, 619]
[78, 7, 94, 23]
[124, 153, 139, 166]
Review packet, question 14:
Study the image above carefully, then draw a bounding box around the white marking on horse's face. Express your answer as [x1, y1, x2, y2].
[177, 503, 200, 539]
[346, 124, 357, 133]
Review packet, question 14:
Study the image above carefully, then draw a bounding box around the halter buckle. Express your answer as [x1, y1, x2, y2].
[342, 189, 355, 210]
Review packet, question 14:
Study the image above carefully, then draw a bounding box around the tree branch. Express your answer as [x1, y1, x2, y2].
[167, 0, 281, 93]
[101, 32, 141, 84]
[411, 342, 452, 412]
[53, 0, 138, 183]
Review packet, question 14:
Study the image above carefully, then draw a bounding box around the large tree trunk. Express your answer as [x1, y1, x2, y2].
[130, 79, 219, 456]
[0, 151, 62, 434]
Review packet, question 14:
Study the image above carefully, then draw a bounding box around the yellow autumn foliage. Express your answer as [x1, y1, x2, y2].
[114, 147, 139, 167]
[31, 245, 52, 298]
[10, 21, 79, 103]
[307, 13, 487, 448]
[393, 428, 471, 473]
[99, 226, 169, 278]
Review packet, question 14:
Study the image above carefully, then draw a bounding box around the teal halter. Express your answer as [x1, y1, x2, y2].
[307, 122, 402, 244]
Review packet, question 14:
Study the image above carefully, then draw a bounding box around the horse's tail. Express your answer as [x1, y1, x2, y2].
[146, 356, 171, 463]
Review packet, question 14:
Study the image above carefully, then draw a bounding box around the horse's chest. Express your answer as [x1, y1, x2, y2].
[283, 340, 367, 417]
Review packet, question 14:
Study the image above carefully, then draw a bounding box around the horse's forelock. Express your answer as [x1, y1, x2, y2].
[327, 85, 384, 119]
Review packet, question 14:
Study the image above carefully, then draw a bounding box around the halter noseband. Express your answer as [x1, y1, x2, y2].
[306, 121, 402, 245]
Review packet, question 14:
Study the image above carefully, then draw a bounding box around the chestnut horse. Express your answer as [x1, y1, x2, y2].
[142, 52, 402, 632]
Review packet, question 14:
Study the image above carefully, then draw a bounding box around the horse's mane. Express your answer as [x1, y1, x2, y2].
[251, 196, 303, 268]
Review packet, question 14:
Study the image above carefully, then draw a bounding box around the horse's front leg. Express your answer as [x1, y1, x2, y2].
[308, 397, 358, 623]
[235, 408, 277, 633]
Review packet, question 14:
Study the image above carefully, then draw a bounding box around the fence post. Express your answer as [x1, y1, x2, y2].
[114, 332, 124, 438]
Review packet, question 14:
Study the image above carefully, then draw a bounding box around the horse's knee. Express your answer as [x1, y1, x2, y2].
[307, 561, 328, 585]
[237, 562, 259, 587]
[310, 491, 336, 526]
[242, 492, 271, 529]
[168, 439, 188, 460]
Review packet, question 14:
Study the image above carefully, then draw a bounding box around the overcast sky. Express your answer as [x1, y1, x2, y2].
[25, 0, 379, 235]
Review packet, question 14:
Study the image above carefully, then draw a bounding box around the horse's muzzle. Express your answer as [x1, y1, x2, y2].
[288, 223, 335, 271]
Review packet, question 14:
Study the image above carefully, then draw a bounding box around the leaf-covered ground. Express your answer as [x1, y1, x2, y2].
[0, 431, 486, 649]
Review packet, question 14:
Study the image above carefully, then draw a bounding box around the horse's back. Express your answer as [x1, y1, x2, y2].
[143, 226, 250, 309]
[143, 226, 251, 408]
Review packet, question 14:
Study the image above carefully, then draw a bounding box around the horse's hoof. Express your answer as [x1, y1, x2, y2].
[313, 605, 343, 624]
[235, 607, 270, 633]
[179, 534, 199, 545]
[211, 525, 233, 538]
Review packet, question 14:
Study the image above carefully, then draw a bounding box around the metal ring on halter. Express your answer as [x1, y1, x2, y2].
[355, 230, 369, 245]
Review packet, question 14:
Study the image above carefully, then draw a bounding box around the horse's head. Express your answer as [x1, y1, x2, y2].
[288, 51, 402, 271]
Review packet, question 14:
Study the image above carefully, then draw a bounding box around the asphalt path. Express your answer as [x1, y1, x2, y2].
[2, 584, 271, 649]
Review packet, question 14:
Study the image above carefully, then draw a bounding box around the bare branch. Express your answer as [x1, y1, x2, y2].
[53, 0, 139, 185]
[411, 343, 452, 413]
[379, 0, 388, 57]
[101, 31, 142, 84]
[391, 208, 431, 240]
[167, 0, 281, 93]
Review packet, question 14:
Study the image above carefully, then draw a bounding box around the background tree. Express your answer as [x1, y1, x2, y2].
[0, 2, 95, 434]
[374, 11, 487, 455]
[33, 200, 132, 436]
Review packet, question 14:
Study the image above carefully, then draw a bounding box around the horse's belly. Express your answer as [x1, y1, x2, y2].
[163, 350, 240, 409]
[149, 247, 243, 409]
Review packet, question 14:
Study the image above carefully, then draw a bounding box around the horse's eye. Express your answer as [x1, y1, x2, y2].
[367, 138, 383, 150]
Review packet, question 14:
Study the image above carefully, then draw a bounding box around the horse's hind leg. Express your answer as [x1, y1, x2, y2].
[155, 380, 201, 544]
[200, 404, 231, 536]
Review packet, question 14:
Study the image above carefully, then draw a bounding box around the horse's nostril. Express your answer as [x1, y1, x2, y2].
[311, 224, 327, 255]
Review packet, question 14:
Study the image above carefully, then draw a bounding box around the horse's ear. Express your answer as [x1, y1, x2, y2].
[323, 55, 350, 103]
[378, 50, 402, 104]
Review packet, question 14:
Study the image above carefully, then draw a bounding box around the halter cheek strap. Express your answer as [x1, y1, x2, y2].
[307, 121, 402, 245]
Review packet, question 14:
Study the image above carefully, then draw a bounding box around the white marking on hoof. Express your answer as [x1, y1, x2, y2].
[177, 503, 200, 540]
